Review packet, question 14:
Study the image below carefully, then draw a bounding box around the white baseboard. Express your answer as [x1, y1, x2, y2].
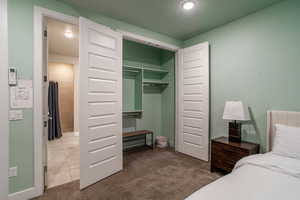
[8, 187, 42, 200]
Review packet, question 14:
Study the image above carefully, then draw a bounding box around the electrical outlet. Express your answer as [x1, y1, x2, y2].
[9, 166, 18, 177]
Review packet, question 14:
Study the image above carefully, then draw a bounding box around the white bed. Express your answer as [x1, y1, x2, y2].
[186, 110, 300, 200]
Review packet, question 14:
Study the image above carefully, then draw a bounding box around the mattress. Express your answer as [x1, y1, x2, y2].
[186, 153, 300, 200]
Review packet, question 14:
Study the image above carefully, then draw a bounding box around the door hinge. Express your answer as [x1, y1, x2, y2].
[44, 75, 47, 82]
[44, 30, 47, 37]
[44, 165, 48, 192]
[43, 121, 47, 128]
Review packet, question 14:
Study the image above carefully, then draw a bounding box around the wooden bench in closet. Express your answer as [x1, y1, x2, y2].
[123, 130, 154, 151]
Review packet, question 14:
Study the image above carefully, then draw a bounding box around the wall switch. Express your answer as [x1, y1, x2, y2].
[8, 67, 17, 86]
[9, 166, 18, 177]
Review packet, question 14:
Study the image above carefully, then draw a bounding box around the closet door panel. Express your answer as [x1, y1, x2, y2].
[183, 126, 203, 136]
[89, 102, 116, 116]
[88, 68, 117, 81]
[89, 54, 116, 71]
[88, 136, 117, 152]
[183, 111, 203, 119]
[183, 49, 204, 62]
[88, 93, 117, 103]
[177, 42, 209, 161]
[183, 117, 204, 128]
[183, 102, 205, 111]
[88, 115, 117, 127]
[79, 17, 122, 189]
[89, 29, 116, 49]
[183, 94, 203, 101]
[89, 79, 116, 92]
[89, 124, 118, 141]
[183, 133, 203, 146]
[183, 77, 204, 85]
[89, 45, 116, 59]
[183, 84, 205, 94]
[183, 59, 204, 69]
[88, 144, 117, 165]
[183, 67, 204, 78]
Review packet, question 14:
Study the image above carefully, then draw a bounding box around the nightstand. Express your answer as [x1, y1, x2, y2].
[211, 136, 259, 173]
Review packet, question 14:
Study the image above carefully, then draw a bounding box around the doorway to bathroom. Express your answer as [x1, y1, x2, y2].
[44, 17, 79, 189]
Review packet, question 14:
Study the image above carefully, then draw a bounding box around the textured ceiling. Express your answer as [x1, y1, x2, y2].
[62, 0, 283, 40]
[47, 18, 79, 57]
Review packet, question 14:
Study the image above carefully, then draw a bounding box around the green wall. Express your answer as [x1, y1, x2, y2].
[8, 0, 180, 194]
[161, 51, 176, 147]
[184, 0, 300, 152]
[123, 40, 162, 66]
[8, 1, 35, 193]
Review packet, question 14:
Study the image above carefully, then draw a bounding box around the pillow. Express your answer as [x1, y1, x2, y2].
[272, 124, 300, 160]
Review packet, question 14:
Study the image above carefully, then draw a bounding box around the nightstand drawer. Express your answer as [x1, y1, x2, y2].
[212, 142, 248, 162]
[212, 155, 235, 172]
[211, 137, 259, 173]
[212, 140, 249, 153]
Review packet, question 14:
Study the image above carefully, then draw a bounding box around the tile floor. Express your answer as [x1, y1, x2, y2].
[47, 132, 80, 188]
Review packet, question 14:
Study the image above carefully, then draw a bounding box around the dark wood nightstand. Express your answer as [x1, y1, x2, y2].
[211, 137, 259, 173]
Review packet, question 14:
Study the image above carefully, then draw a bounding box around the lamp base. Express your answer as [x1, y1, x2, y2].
[228, 122, 241, 143]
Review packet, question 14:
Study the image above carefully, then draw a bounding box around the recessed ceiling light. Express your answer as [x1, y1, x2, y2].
[180, 0, 197, 11]
[64, 30, 74, 39]
[183, 1, 194, 10]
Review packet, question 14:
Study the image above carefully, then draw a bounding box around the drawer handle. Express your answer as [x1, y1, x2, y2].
[223, 149, 236, 154]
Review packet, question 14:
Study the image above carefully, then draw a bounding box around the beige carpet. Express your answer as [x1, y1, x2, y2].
[33, 148, 221, 200]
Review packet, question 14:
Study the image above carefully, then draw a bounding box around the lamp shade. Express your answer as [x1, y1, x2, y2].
[223, 101, 250, 121]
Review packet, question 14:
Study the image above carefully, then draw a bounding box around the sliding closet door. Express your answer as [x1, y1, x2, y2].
[79, 17, 123, 189]
[177, 42, 209, 161]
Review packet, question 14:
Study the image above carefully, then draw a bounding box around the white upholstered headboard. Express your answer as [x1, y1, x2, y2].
[267, 110, 300, 151]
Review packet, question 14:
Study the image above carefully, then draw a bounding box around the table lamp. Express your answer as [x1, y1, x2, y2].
[223, 101, 250, 142]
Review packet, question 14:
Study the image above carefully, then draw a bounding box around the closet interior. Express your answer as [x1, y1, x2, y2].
[122, 39, 176, 150]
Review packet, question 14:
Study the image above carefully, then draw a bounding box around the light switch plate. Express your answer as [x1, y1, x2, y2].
[8, 67, 17, 86]
[9, 166, 18, 177]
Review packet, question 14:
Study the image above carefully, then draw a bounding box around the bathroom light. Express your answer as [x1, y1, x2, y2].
[183, 1, 195, 10]
[64, 30, 74, 39]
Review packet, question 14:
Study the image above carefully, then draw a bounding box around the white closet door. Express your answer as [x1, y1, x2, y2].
[79, 17, 123, 189]
[177, 42, 209, 161]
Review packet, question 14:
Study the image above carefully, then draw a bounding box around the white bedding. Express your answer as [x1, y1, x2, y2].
[186, 153, 300, 200]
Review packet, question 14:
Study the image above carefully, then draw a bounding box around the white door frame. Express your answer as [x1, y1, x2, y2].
[0, 0, 9, 199]
[33, 6, 181, 199]
[175, 51, 180, 151]
[118, 30, 180, 52]
[32, 6, 79, 199]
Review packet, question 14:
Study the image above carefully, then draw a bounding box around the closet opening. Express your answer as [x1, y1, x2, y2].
[122, 39, 176, 152]
[44, 17, 79, 189]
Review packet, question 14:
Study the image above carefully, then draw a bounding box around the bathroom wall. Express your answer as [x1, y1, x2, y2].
[48, 62, 74, 133]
